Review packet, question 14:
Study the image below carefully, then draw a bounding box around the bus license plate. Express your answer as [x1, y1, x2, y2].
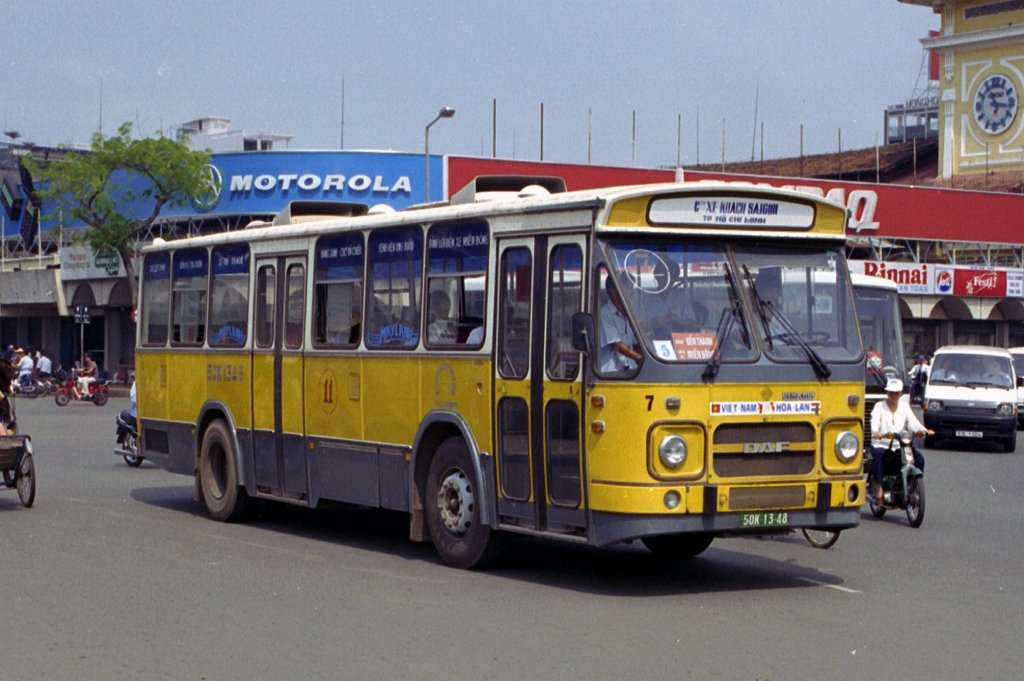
[956, 430, 983, 438]
[739, 511, 789, 528]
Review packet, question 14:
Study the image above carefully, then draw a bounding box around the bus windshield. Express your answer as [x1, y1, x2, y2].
[853, 283, 905, 390]
[734, 245, 861, 363]
[601, 239, 861, 365]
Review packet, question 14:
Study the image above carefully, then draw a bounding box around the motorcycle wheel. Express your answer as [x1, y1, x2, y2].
[801, 528, 840, 549]
[54, 392, 70, 407]
[122, 434, 143, 467]
[866, 476, 887, 517]
[93, 391, 108, 407]
[906, 477, 925, 528]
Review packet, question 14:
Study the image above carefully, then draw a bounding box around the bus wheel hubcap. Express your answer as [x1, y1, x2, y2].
[437, 469, 473, 536]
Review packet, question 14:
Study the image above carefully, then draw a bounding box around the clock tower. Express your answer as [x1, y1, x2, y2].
[902, 0, 1024, 179]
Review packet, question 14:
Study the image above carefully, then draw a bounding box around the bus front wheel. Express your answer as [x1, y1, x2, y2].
[425, 438, 498, 569]
[199, 419, 255, 522]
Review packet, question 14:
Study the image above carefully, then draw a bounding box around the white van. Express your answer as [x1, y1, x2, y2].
[922, 345, 1018, 452]
[1010, 347, 1024, 428]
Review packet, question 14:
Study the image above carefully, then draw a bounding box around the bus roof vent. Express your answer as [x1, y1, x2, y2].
[451, 175, 567, 205]
[271, 201, 370, 226]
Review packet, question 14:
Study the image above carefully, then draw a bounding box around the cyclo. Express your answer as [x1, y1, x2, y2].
[0, 360, 37, 508]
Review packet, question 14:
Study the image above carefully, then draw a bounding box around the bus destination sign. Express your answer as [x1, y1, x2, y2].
[649, 196, 815, 229]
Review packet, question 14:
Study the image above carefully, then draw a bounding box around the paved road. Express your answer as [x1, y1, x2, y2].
[1, 396, 1021, 681]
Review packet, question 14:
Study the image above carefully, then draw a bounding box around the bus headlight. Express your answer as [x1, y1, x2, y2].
[926, 400, 943, 412]
[834, 431, 859, 463]
[998, 402, 1014, 416]
[659, 435, 688, 469]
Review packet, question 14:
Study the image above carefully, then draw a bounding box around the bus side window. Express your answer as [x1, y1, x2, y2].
[208, 245, 250, 347]
[285, 263, 305, 349]
[255, 264, 276, 348]
[170, 248, 208, 347]
[499, 247, 532, 378]
[425, 221, 489, 349]
[141, 252, 171, 347]
[546, 244, 583, 380]
[366, 227, 422, 349]
[313, 233, 364, 348]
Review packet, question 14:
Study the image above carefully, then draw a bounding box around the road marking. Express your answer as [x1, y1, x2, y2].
[795, 576, 861, 593]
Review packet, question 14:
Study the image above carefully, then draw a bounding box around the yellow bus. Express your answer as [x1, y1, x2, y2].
[136, 176, 866, 568]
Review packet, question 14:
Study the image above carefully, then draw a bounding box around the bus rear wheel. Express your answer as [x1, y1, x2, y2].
[199, 419, 255, 522]
[425, 438, 498, 569]
[642, 533, 714, 558]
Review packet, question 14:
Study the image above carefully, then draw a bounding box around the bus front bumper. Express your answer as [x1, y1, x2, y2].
[587, 480, 864, 547]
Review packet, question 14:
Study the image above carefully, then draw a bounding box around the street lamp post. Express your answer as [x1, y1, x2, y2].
[424, 107, 455, 202]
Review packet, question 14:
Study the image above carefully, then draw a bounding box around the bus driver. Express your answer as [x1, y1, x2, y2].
[599, 277, 643, 374]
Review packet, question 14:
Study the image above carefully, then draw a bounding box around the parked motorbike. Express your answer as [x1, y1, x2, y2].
[114, 408, 142, 467]
[866, 430, 926, 527]
[53, 378, 109, 407]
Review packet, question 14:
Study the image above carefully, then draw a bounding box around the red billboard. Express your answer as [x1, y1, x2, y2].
[447, 157, 1024, 245]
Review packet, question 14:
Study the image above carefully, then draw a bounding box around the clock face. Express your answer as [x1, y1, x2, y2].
[974, 74, 1018, 134]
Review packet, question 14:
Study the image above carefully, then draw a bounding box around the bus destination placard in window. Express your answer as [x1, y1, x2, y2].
[649, 196, 815, 229]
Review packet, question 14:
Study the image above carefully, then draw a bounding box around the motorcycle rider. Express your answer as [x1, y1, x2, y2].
[870, 378, 933, 506]
[909, 354, 929, 404]
[120, 380, 137, 430]
[76, 353, 98, 397]
[36, 350, 53, 381]
[15, 348, 34, 384]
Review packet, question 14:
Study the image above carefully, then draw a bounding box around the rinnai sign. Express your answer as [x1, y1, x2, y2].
[853, 260, 1024, 297]
[850, 260, 931, 293]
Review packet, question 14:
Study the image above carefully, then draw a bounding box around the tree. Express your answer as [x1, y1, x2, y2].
[30, 122, 214, 310]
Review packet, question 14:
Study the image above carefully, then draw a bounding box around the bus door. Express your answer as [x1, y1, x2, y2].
[252, 255, 309, 501]
[495, 235, 587, 534]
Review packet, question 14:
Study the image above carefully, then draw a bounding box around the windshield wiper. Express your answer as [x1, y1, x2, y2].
[762, 299, 832, 380]
[742, 265, 774, 349]
[703, 300, 741, 382]
[741, 265, 831, 380]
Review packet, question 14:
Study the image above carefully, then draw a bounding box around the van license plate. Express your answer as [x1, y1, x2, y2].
[738, 512, 789, 528]
[956, 430, 983, 438]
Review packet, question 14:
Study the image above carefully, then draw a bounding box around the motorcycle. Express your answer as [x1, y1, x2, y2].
[866, 429, 926, 527]
[114, 408, 142, 467]
[12, 375, 44, 399]
[54, 378, 109, 407]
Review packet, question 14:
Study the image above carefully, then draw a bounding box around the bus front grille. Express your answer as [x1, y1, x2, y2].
[729, 485, 807, 510]
[712, 423, 816, 478]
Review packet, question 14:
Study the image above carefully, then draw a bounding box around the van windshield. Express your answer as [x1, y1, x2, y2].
[929, 353, 1013, 389]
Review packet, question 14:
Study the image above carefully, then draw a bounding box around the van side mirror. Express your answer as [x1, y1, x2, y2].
[571, 312, 596, 355]
[1017, 375, 1024, 388]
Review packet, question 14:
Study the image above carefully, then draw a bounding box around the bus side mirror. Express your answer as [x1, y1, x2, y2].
[1017, 375, 1024, 388]
[571, 312, 596, 355]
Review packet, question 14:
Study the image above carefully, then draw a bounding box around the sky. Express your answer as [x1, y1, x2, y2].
[1, 0, 938, 169]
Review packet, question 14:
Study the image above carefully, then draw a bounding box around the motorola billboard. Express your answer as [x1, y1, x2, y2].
[159, 150, 442, 219]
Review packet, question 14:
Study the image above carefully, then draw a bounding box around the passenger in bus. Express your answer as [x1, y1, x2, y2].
[428, 290, 457, 345]
[599, 278, 643, 374]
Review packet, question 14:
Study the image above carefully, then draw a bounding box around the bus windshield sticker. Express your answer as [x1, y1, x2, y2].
[711, 400, 821, 416]
[671, 332, 717, 360]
